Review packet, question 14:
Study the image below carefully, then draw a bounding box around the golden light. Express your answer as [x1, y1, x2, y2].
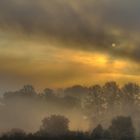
[112, 43, 116, 47]
[95, 54, 108, 66]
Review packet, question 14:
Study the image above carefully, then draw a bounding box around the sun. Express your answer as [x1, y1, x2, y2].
[96, 55, 108, 65]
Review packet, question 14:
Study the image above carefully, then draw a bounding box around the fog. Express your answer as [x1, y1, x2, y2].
[0, 86, 89, 133]
[0, 82, 140, 136]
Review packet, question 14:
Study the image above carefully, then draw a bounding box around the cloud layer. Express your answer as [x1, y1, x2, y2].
[0, 0, 140, 62]
[0, 0, 140, 92]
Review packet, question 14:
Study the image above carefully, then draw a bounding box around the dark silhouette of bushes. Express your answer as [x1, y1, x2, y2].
[109, 116, 135, 140]
[0, 115, 137, 140]
[38, 115, 69, 136]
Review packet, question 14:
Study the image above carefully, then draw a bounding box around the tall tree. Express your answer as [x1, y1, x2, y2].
[82, 85, 105, 128]
[103, 82, 122, 112]
[122, 83, 140, 106]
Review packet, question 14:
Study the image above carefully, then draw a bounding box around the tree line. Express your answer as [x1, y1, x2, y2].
[0, 115, 136, 140]
[3, 82, 140, 119]
[0, 81, 140, 139]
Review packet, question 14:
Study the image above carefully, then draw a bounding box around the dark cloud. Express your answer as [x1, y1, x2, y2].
[100, 0, 140, 30]
[0, 0, 140, 62]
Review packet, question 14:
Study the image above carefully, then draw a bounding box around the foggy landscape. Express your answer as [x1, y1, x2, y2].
[0, 82, 139, 140]
[0, 0, 140, 139]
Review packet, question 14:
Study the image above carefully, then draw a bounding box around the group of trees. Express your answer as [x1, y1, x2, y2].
[90, 116, 135, 140]
[0, 115, 136, 140]
[0, 81, 140, 139]
[82, 82, 140, 127]
[3, 82, 140, 111]
[3, 85, 82, 109]
[2, 82, 140, 127]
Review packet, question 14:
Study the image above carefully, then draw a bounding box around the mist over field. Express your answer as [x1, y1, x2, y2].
[0, 82, 139, 138]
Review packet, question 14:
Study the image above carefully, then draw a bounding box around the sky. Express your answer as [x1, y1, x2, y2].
[0, 0, 140, 93]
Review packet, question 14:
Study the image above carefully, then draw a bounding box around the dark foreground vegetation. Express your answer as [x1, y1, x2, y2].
[0, 115, 136, 140]
[0, 81, 140, 139]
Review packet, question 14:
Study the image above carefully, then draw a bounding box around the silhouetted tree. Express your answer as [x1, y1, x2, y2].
[109, 116, 135, 140]
[4, 85, 36, 99]
[103, 82, 121, 109]
[89, 85, 105, 114]
[122, 83, 140, 106]
[91, 124, 104, 140]
[39, 115, 69, 136]
[82, 85, 106, 128]
[64, 85, 89, 99]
